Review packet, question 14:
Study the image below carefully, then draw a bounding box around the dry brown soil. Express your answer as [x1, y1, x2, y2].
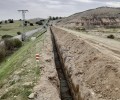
[51, 27, 120, 100]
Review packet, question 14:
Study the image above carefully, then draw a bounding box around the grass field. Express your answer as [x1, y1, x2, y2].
[0, 30, 44, 100]
[0, 21, 40, 39]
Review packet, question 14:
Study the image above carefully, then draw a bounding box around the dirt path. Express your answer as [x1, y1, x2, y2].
[57, 27, 120, 60]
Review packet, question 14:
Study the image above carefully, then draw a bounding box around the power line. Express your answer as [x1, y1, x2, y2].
[18, 10, 29, 41]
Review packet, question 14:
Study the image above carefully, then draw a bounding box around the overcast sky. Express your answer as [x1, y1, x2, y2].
[0, 0, 120, 20]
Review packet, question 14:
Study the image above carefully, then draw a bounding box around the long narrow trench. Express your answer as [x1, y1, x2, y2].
[50, 27, 73, 100]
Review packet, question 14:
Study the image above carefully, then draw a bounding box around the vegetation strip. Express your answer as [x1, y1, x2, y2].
[0, 31, 45, 100]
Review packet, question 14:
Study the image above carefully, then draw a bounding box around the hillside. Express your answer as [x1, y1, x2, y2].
[57, 7, 120, 29]
[29, 18, 44, 23]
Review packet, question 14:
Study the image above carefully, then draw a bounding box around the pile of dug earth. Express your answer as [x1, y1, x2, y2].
[51, 27, 120, 100]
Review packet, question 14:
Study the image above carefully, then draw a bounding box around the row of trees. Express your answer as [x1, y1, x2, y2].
[49, 16, 62, 20]
[0, 18, 46, 26]
[0, 19, 14, 24]
[19, 19, 45, 26]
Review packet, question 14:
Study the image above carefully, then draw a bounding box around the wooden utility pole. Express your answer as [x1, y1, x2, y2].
[18, 10, 28, 41]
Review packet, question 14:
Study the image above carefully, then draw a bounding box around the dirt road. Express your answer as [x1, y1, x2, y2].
[57, 27, 120, 60]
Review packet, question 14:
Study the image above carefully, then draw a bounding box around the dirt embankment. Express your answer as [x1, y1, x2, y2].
[34, 29, 61, 100]
[51, 27, 120, 100]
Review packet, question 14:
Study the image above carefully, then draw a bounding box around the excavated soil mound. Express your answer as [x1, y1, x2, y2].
[51, 27, 120, 100]
[34, 29, 61, 100]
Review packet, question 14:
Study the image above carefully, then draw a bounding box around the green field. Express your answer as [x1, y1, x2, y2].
[0, 21, 40, 39]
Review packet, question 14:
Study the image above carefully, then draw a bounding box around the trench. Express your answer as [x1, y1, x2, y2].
[50, 27, 73, 100]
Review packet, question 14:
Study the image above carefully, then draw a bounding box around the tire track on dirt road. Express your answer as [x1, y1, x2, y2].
[57, 27, 120, 61]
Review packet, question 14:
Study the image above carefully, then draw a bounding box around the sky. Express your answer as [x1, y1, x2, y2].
[0, 0, 120, 20]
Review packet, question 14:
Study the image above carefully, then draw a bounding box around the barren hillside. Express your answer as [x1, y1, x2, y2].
[57, 7, 120, 28]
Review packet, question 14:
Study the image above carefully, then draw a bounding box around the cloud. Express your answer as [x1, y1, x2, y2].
[75, 0, 93, 3]
[106, 1, 120, 7]
[48, 0, 61, 4]
[0, 0, 120, 20]
[46, 5, 62, 8]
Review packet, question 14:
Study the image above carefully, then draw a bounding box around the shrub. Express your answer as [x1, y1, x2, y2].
[24, 23, 27, 26]
[17, 32, 22, 35]
[8, 19, 14, 23]
[107, 34, 115, 39]
[13, 39, 22, 48]
[4, 39, 22, 51]
[80, 28, 86, 31]
[30, 23, 34, 26]
[2, 35, 13, 39]
[25, 21, 28, 24]
[5, 20, 7, 24]
[75, 27, 86, 31]
[0, 45, 6, 62]
[4, 39, 15, 50]
[36, 21, 43, 25]
[52, 17, 56, 20]
[0, 21, 2, 24]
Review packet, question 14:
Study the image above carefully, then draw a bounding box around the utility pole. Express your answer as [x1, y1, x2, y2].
[18, 10, 28, 41]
